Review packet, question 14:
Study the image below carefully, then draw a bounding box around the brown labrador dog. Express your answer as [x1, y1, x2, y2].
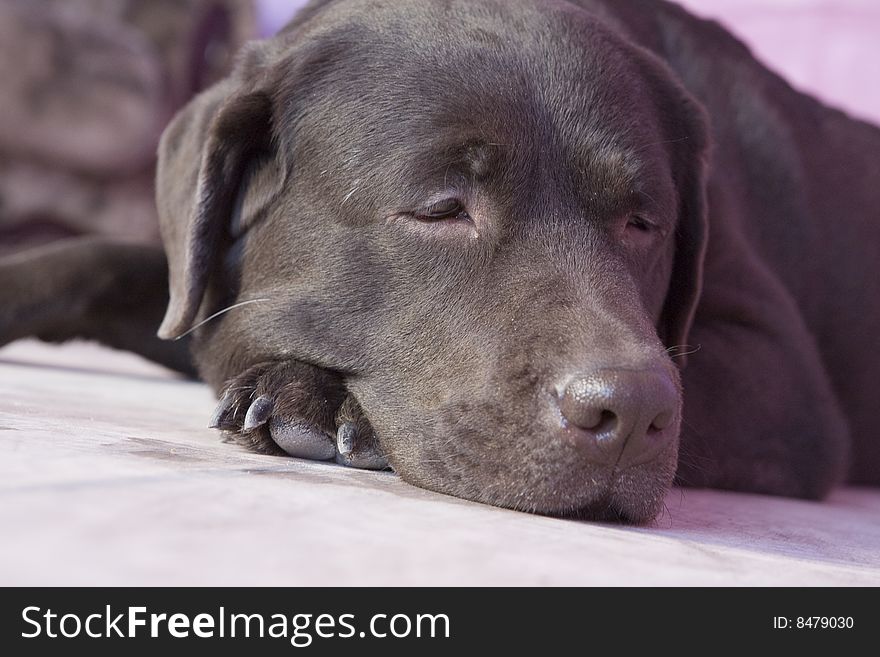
[1, 0, 878, 523]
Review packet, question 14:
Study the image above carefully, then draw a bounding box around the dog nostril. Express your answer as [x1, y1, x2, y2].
[649, 410, 674, 433]
[566, 403, 618, 432]
[589, 409, 618, 434]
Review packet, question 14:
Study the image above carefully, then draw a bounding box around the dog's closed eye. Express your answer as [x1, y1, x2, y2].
[414, 198, 472, 223]
[621, 213, 668, 247]
[626, 214, 656, 233]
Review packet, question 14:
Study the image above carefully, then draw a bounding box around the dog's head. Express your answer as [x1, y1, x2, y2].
[156, 0, 709, 522]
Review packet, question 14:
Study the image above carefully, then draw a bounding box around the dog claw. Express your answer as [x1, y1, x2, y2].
[336, 422, 356, 457]
[335, 422, 390, 470]
[243, 395, 274, 431]
[208, 392, 235, 429]
[270, 417, 337, 460]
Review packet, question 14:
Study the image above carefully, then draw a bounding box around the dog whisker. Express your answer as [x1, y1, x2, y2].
[631, 136, 690, 154]
[342, 181, 361, 206]
[172, 298, 271, 340]
[666, 344, 702, 358]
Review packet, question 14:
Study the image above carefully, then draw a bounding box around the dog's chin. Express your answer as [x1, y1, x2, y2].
[396, 451, 678, 525]
[563, 478, 672, 524]
[527, 465, 675, 525]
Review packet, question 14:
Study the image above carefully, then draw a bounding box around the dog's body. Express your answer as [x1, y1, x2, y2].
[1, 0, 877, 522]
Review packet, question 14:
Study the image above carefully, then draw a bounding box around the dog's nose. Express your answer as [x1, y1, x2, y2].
[559, 368, 679, 467]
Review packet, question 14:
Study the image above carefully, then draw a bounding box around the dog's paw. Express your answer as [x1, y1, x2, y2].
[208, 361, 389, 470]
[209, 360, 343, 459]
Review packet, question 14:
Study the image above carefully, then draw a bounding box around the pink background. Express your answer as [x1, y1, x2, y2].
[256, 0, 880, 124]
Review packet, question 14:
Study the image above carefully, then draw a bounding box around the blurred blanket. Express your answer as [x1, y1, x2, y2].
[0, 0, 255, 252]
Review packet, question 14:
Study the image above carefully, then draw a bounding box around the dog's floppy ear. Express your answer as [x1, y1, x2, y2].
[155, 56, 283, 340]
[644, 64, 711, 368]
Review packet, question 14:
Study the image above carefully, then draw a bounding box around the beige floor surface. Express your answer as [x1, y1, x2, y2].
[1, 340, 877, 586]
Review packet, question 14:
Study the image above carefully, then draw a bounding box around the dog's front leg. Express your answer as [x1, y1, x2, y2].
[0, 237, 195, 375]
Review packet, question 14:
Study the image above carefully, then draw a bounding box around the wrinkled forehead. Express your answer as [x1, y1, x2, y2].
[275, 0, 673, 210]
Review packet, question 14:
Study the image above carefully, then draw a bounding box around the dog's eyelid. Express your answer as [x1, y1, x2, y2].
[624, 212, 672, 240]
[410, 196, 473, 223]
[423, 197, 463, 217]
[629, 212, 656, 226]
